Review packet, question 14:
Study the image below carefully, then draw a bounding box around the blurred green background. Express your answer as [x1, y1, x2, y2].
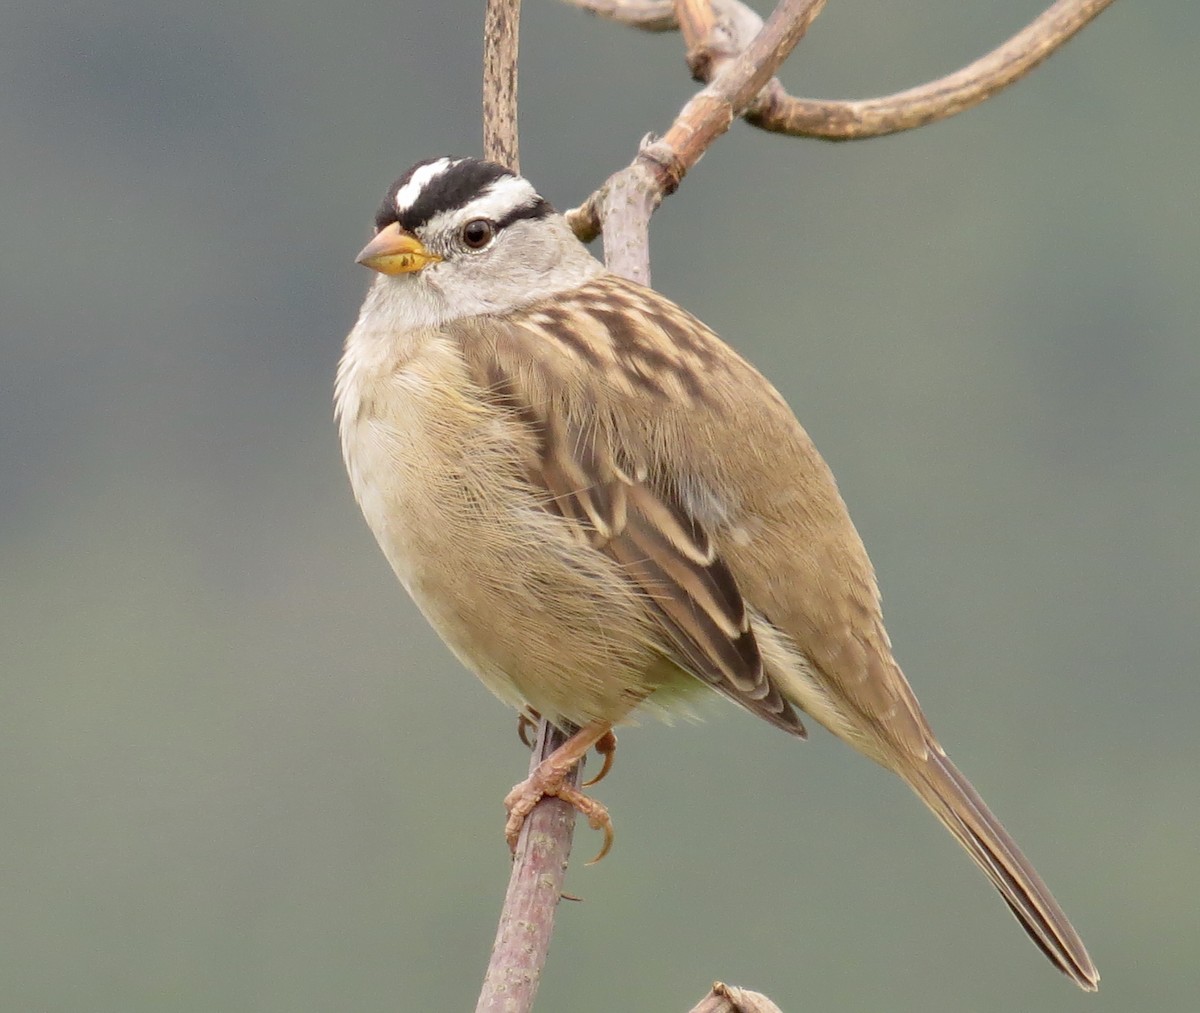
[2, 1, 1196, 1010]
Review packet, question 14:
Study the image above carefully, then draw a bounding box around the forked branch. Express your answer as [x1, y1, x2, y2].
[564, 0, 1114, 275]
[566, 0, 826, 281]
[565, 0, 1116, 140]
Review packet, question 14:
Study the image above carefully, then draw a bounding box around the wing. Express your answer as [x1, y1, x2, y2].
[461, 343, 804, 737]
[451, 273, 933, 756]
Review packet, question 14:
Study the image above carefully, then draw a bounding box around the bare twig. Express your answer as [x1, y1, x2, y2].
[477, 6, 589, 1012]
[566, 0, 1114, 258]
[483, 0, 522, 171]
[746, 0, 1117, 140]
[689, 981, 785, 1013]
[566, 0, 826, 281]
[576, 0, 1116, 141]
[475, 721, 582, 1013]
[561, 0, 678, 31]
[658, 0, 826, 169]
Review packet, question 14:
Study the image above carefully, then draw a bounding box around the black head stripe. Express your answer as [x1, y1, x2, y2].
[494, 196, 554, 230]
[375, 157, 447, 231]
[397, 159, 510, 232]
[373, 157, 555, 234]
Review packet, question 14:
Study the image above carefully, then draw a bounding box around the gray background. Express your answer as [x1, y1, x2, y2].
[2, 2, 1196, 1010]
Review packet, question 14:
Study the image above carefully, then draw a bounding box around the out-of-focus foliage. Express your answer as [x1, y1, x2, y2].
[1, 2, 1196, 1010]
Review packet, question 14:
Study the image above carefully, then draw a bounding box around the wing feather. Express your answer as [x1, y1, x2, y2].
[468, 342, 804, 736]
[454, 273, 935, 749]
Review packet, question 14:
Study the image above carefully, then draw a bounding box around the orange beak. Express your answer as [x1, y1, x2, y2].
[355, 222, 443, 275]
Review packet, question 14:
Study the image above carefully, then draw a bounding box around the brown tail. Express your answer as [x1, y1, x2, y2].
[904, 750, 1099, 991]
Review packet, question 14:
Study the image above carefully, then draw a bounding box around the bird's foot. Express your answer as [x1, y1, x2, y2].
[503, 720, 615, 864]
[504, 774, 613, 864]
[515, 712, 617, 789]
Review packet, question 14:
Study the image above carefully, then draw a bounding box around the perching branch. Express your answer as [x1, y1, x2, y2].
[475, 719, 582, 1013]
[477, 6, 586, 1012]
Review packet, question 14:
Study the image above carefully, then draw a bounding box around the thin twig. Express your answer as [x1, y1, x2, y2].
[560, 0, 678, 31]
[483, 0, 522, 171]
[746, 0, 1117, 140]
[475, 721, 582, 1013]
[659, 0, 826, 167]
[566, 0, 826, 279]
[478, 5, 588, 1011]
[574, 0, 1116, 141]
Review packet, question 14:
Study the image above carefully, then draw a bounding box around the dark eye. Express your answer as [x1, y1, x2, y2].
[462, 218, 495, 249]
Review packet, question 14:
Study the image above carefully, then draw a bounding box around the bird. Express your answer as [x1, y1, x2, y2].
[335, 155, 1098, 990]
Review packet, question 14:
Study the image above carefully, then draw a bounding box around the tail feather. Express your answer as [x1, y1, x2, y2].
[906, 750, 1099, 991]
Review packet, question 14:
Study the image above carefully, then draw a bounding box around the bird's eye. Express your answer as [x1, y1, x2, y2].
[462, 218, 495, 249]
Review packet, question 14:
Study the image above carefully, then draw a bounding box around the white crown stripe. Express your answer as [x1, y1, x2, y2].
[470, 176, 541, 220]
[419, 176, 542, 238]
[392, 157, 455, 213]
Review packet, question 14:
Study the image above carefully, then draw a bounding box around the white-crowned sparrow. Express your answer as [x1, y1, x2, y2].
[335, 156, 1097, 990]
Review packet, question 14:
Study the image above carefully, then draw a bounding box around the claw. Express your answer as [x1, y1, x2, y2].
[555, 781, 614, 864]
[516, 711, 540, 750]
[583, 729, 617, 787]
[503, 775, 615, 863]
[502, 720, 616, 862]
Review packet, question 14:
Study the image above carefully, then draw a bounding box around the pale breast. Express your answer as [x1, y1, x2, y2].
[336, 332, 676, 726]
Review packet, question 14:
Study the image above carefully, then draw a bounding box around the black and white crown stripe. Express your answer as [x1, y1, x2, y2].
[375, 157, 554, 237]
